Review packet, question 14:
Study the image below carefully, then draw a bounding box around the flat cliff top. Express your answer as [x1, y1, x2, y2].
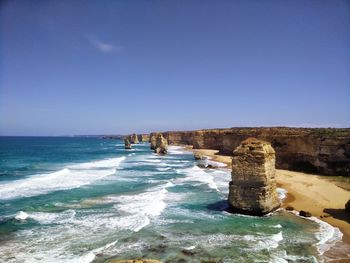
[164, 127, 350, 138]
[233, 137, 275, 156]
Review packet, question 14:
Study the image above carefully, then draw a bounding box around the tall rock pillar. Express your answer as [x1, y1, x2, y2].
[154, 134, 168, 154]
[124, 138, 132, 149]
[228, 138, 280, 215]
[130, 134, 139, 144]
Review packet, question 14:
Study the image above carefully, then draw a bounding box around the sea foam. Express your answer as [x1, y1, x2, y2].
[15, 211, 29, 220]
[289, 210, 343, 255]
[0, 157, 125, 200]
[28, 209, 76, 224]
[112, 183, 173, 232]
[308, 215, 343, 255]
[277, 188, 287, 200]
[167, 146, 186, 155]
[175, 166, 219, 190]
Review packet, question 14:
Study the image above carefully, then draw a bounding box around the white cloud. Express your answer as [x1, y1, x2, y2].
[88, 37, 123, 54]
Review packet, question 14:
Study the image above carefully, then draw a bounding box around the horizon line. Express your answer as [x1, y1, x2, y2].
[1, 125, 350, 137]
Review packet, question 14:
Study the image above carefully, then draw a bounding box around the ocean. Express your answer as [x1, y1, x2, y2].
[0, 137, 345, 262]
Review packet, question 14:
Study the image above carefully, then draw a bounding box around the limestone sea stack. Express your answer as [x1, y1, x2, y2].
[124, 138, 131, 149]
[228, 138, 281, 215]
[130, 133, 139, 144]
[154, 133, 168, 154]
[150, 132, 159, 150]
[138, 134, 150, 142]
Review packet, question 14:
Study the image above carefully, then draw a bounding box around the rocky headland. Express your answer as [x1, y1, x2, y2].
[228, 138, 281, 215]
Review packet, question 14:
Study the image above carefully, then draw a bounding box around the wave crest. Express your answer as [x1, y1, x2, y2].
[0, 157, 125, 200]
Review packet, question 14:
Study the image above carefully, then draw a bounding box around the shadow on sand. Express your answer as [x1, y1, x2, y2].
[323, 208, 350, 224]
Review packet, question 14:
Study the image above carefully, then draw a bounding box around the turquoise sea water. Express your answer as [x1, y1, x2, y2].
[0, 137, 347, 262]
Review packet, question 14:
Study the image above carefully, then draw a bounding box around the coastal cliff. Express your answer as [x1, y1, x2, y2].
[161, 127, 350, 176]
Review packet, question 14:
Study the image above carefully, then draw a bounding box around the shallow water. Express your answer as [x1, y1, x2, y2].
[0, 137, 345, 262]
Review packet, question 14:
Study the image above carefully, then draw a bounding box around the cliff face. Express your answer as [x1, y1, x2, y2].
[228, 138, 280, 215]
[161, 128, 350, 176]
[163, 131, 196, 146]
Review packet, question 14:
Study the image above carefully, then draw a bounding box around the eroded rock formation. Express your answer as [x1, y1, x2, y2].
[228, 138, 281, 215]
[194, 153, 205, 160]
[124, 138, 131, 149]
[138, 134, 150, 142]
[150, 132, 160, 150]
[130, 133, 139, 144]
[299, 210, 312, 217]
[161, 128, 350, 176]
[154, 133, 168, 154]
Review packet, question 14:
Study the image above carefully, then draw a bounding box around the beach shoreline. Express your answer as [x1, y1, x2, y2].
[185, 146, 350, 261]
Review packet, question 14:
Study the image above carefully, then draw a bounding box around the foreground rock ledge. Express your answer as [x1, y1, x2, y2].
[228, 137, 281, 215]
[108, 260, 162, 263]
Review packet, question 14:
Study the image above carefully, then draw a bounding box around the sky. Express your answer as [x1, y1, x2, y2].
[1, 0, 349, 135]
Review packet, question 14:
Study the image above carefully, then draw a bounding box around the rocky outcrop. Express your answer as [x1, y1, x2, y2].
[154, 134, 168, 154]
[194, 153, 205, 160]
[299, 210, 312, 217]
[108, 260, 162, 263]
[130, 134, 139, 144]
[161, 128, 350, 176]
[124, 138, 132, 149]
[228, 138, 281, 215]
[138, 134, 150, 142]
[149, 132, 160, 150]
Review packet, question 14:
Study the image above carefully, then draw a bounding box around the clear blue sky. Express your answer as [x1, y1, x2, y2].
[1, 0, 349, 135]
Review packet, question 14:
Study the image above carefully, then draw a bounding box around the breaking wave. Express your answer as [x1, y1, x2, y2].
[175, 166, 219, 190]
[0, 157, 125, 200]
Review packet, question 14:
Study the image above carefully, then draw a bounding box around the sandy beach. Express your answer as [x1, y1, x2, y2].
[190, 148, 350, 260]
